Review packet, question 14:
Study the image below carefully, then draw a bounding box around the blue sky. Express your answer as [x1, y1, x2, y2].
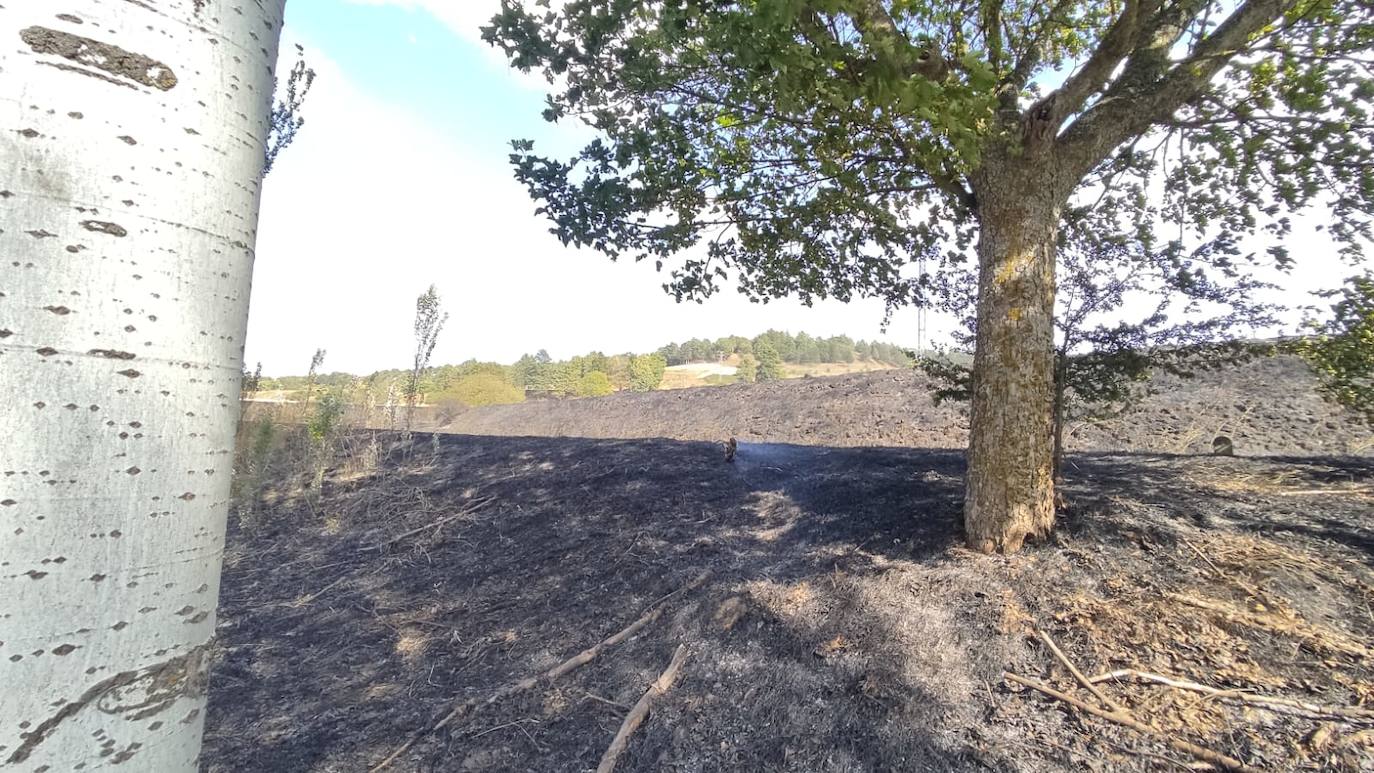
[242, 1, 1348, 377]
[281, 0, 577, 159]
[246, 0, 951, 376]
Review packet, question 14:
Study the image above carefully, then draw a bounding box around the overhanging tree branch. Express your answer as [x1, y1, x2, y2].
[1005, 0, 1083, 93]
[1036, 0, 1152, 128]
[1056, 0, 1293, 180]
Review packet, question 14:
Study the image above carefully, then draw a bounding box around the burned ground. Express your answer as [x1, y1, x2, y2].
[438, 355, 1373, 458]
[205, 414, 1374, 771]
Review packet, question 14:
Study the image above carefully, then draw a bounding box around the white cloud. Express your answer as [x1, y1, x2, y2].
[245, 36, 928, 376]
[247, 19, 1354, 378]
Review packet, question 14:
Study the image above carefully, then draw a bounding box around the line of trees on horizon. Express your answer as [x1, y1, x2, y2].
[248, 329, 917, 409]
[656, 330, 912, 367]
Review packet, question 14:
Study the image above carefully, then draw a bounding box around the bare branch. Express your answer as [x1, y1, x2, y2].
[1037, 0, 1153, 126]
[1005, 0, 1083, 93]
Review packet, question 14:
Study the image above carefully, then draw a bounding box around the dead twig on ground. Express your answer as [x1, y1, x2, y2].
[291, 575, 350, 607]
[1271, 487, 1373, 496]
[368, 571, 710, 772]
[595, 644, 689, 773]
[583, 692, 631, 712]
[1004, 672, 1260, 773]
[1037, 629, 1127, 714]
[1178, 536, 1225, 578]
[1089, 669, 1374, 725]
[369, 495, 495, 551]
[470, 718, 538, 739]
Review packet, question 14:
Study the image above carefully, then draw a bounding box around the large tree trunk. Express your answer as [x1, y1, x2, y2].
[964, 161, 1060, 553]
[1, 2, 283, 769]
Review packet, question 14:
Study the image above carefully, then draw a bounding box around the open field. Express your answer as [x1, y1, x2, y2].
[658, 358, 900, 390]
[206, 355, 1374, 771]
[660, 362, 741, 390]
[780, 360, 908, 379]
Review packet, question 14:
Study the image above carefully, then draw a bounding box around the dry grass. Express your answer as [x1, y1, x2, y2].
[1185, 465, 1374, 498]
[1169, 423, 1208, 454]
[1032, 490, 1374, 771]
[658, 359, 900, 389]
[780, 360, 899, 378]
[658, 368, 731, 390]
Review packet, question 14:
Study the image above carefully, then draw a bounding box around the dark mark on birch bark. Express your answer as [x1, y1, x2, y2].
[6, 645, 209, 764]
[81, 220, 128, 237]
[20, 27, 178, 91]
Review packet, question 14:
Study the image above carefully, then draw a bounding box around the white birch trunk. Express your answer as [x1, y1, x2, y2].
[0, 1, 284, 769]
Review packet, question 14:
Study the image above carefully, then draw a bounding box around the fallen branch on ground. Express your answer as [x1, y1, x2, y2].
[596, 644, 689, 773]
[583, 692, 632, 711]
[1036, 629, 1126, 714]
[1089, 669, 1374, 725]
[368, 571, 710, 771]
[1004, 672, 1260, 773]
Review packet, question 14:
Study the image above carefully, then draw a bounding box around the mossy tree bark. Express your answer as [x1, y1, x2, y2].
[964, 156, 1063, 553]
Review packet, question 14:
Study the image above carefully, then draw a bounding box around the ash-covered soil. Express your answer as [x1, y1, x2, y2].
[439, 355, 1374, 457]
[205, 429, 1374, 771]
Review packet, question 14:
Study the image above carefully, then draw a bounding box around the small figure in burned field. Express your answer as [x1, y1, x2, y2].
[724, 437, 737, 463]
[1212, 435, 1235, 456]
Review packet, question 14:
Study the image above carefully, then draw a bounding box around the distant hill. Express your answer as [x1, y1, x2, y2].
[437, 355, 1373, 458]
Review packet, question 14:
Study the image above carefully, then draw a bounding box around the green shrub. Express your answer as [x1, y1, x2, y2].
[1295, 274, 1374, 423]
[754, 340, 783, 382]
[231, 418, 278, 525]
[307, 390, 345, 442]
[436, 373, 526, 407]
[628, 354, 667, 391]
[736, 354, 757, 383]
[575, 370, 614, 397]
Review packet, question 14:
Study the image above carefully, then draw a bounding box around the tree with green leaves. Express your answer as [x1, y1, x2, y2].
[920, 202, 1279, 486]
[486, 0, 1374, 552]
[263, 43, 316, 177]
[628, 353, 668, 391]
[1295, 274, 1374, 424]
[608, 354, 635, 390]
[576, 370, 617, 397]
[548, 361, 583, 395]
[242, 361, 265, 402]
[406, 285, 449, 431]
[300, 348, 327, 422]
[512, 352, 544, 389]
[737, 353, 759, 383]
[754, 339, 785, 382]
[440, 373, 527, 407]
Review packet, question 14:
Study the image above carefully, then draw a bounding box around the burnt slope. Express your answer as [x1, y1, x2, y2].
[440, 355, 1373, 457]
